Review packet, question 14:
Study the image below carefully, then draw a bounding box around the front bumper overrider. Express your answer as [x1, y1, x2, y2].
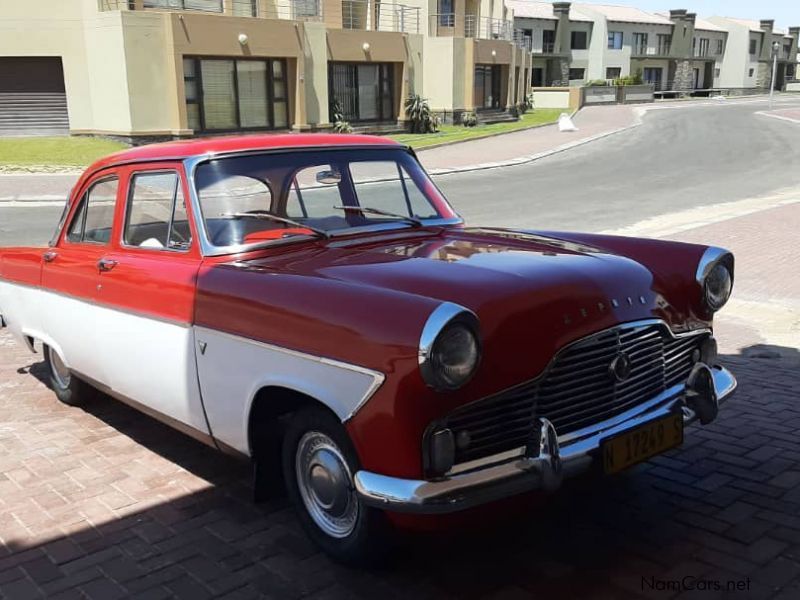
[354, 364, 736, 514]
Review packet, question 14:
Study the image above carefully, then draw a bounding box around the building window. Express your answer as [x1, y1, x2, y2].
[714, 68, 721, 78]
[329, 63, 395, 121]
[568, 68, 585, 81]
[570, 31, 588, 50]
[698, 38, 710, 57]
[606, 67, 621, 79]
[784, 44, 792, 59]
[716, 39, 724, 55]
[232, 0, 257, 16]
[749, 39, 758, 55]
[748, 68, 755, 77]
[183, 57, 289, 132]
[607, 31, 623, 49]
[543, 29, 556, 53]
[657, 34, 671, 55]
[633, 33, 648, 55]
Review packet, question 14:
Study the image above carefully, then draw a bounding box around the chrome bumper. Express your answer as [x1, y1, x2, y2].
[354, 364, 736, 514]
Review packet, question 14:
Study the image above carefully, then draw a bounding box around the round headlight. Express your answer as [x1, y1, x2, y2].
[419, 304, 482, 391]
[704, 262, 732, 311]
[429, 323, 480, 390]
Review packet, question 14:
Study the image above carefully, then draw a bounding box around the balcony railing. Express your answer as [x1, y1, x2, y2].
[428, 14, 512, 41]
[657, 43, 671, 55]
[541, 41, 555, 53]
[339, 1, 420, 34]
[99, 0, 322, 22]
[513, 29, 532, 52]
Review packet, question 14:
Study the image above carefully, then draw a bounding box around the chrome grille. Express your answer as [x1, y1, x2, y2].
[443, 322, 707, 465]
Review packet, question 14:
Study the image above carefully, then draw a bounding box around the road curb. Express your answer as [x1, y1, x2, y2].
[410, 108, 575, 153]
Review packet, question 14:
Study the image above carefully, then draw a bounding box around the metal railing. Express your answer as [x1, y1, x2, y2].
[513, 29, 532, 51]
[339, 1, 420, 34]
[540, 41, 555, 53]
[99, 0, 324, 21]
[429, 13, 512, 41]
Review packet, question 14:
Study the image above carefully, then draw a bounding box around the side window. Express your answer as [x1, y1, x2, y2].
[65, 178, 117, 244]
[66, 197, 87, 243]
[286, 164, 346, 218]
[83, 178, 118, 244]
[348, 161, 438, 219]
[124, 172, 192, 250]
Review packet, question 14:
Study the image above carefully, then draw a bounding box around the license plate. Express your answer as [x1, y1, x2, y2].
[602, 413, 683, 474]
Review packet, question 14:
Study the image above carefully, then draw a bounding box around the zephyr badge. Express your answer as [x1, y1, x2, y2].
[609, 353, 633, 382]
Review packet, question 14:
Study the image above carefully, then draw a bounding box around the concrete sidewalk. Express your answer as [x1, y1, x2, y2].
[418, 104, 639, 173]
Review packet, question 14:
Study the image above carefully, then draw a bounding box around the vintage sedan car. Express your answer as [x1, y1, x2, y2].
[0, 134, 735, 562]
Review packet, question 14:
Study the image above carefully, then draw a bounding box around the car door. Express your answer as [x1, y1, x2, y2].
[40, 172, 120, 385]
[89, 164, 210, 436]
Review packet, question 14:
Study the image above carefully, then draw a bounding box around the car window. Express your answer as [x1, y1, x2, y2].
[286, 164, 346, 218]
[65, 177, 118, 244]
[124, 172, 192, 251]
[349, 161, 438, 219]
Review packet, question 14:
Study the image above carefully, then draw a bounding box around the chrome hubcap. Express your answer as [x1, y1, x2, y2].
[48, 347, 71, 389]
[295, 432, 358, 538]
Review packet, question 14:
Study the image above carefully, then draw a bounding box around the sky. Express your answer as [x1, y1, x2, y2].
[577, 1, 798, 31]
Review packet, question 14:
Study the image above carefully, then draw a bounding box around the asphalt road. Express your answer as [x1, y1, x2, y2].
[1, 97, 799, 247]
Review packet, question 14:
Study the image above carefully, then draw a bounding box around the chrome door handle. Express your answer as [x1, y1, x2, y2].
[97, 258, 118, 272]
[42, 251, 58, 263]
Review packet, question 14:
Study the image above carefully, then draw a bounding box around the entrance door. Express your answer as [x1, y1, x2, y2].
[532, 68, 544, 87]
[0, 57, 68, 135]
[693, 68, 701, 89]
[474, 65, 501, 109]
[329, 63, 394, 122]
[643, 67, 663, 90]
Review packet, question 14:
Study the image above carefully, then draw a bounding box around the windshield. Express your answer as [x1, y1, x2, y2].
[193, 148, 457, 250]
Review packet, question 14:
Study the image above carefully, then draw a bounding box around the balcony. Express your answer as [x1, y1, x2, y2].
[340, 0, 420, 34]
[429, 14, 512, 41]
[99, 0, 323, 22]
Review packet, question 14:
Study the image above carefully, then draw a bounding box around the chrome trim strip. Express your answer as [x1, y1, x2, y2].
[354, 365, 736, 514]
[194, 326, 385, 422]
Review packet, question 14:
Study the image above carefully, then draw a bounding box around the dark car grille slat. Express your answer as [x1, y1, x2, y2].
[442, 323, 708, 465]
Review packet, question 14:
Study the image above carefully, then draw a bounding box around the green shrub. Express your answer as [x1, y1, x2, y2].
[329, 98, 353, 133]
[460, 111, 478, 127]
[404, 94, 439, 133]
[525, 91, 535, 110]
[586, 79, 610, 87]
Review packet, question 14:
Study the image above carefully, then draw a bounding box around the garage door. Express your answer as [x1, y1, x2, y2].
[0, 57, 69, 136]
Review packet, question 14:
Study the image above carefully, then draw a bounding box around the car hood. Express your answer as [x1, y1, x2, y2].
[243, 227, 667, 352]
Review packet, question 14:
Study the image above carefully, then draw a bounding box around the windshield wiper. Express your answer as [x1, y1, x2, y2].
[221, 212, 330, 239]
[332, 205, 423, 227]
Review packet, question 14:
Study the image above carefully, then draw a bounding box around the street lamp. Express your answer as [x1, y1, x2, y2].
[769, 41, 780, 110]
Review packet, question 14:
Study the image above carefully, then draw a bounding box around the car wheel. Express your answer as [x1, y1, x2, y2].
[282, 407, 393, 565]
[43, 344, 95, 406]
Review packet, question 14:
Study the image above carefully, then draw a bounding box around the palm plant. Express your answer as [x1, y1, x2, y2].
[404, 94, 439, 134]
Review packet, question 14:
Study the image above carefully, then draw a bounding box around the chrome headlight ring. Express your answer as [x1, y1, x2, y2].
[419, 303, 482, 392]
[696, 247, 734, 313]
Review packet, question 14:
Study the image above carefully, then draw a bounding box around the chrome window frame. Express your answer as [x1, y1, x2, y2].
[182, 146, 463, 257]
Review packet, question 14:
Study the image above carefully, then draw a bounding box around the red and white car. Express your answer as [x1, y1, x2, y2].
[0, 134, 735, 563]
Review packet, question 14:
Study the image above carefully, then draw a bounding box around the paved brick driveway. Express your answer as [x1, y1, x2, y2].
[1, 327, 799, 599]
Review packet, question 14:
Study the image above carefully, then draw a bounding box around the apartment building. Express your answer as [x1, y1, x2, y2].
[509, 1, 798, 92]
[0, 0, 531, 138]
[708, 17, 798, 90]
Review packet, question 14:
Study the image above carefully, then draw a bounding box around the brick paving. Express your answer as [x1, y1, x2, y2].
[1, 329, 799, 599]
